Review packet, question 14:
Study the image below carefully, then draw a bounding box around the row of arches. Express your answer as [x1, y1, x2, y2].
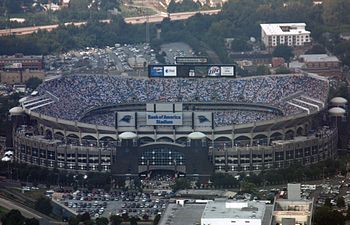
[41, 126, 305, 148]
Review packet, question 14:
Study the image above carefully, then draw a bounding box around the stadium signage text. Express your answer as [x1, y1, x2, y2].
[146, 113, 183, 125]
[148, 64, 236, 78]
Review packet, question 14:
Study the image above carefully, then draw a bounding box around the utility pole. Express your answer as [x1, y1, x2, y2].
[142, 0, 150, 43]
[146, 16, 150, 43]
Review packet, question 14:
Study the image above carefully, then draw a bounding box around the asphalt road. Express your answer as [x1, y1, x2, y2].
[0, 10, 220, 36]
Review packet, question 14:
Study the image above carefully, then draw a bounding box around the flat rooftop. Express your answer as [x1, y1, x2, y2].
[159, 203, 205, 225]
[261, 23, 310, 36]
[300, 54, 340, 62]
[202, 200, 265, 220]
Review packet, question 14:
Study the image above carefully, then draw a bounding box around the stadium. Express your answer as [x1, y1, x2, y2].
[12, 72, 338, 178]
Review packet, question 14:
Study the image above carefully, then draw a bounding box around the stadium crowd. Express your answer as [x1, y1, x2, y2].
[30, 74, 328, 127]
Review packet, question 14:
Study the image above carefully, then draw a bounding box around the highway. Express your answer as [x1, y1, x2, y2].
[0, 9, 220, 37]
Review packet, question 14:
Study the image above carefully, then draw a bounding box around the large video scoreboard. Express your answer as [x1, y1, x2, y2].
[148, 64, 236, 78]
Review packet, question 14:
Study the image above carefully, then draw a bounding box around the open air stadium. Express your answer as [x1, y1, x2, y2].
[11, 73, 337, 177]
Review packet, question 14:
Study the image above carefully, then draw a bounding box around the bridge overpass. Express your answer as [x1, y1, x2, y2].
[0, 9, 220, 37]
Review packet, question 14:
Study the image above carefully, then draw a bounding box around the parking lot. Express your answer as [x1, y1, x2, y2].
[44, 43, 159, 75]
[160, 42, 194, 64]
[55, 190, 168, 219]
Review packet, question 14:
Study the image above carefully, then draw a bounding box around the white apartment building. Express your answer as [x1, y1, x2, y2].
[260, 23, 311, 47]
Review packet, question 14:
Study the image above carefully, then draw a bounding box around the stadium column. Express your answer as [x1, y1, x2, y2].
[250, 124, 255, 146]
[224, 143, 228, 172]
[211, 130, 214, 148]
[231, 126, 235, 147]
[154, 126, 157, 142]
[75, 146, 79, 171]
[79, 129, 83, 145]
[96, 128, 100, 147]
[173, 128, 176, 143]
[64, 145, 67, 170]
[87, 146, 90, 172]
[64, 129, 67, 144]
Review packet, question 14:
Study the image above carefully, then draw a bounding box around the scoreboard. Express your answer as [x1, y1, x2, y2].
[148, 64, 236, 78]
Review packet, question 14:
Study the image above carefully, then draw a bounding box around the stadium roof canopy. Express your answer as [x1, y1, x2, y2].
[9, 106, 24, 115]
[5, 151, 13, 155]
[188, 132, 206, 140]
[328, 107, 346, 116]
[19, 97, 28, 103]
[330, 97, 348, 105]
[1, 156, 11, 162]
[119, 132, 137, 140]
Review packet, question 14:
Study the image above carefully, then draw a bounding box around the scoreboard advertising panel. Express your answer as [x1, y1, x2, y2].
[146, 112, 183, 125]
[148, 65, 236, 78]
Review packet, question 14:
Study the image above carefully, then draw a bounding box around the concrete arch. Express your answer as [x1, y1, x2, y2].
[285, 129, 295, 140]
[214, 136, 232, 142]
[54, 131, 64, 136]
[82, 135, 97, 140]
[67, 133, 79, 139]
[213, 134, 232, 141]
[54, 131, 64, 140]
[81, 134, 98, 140]
[45, 129, 52, 139]
[234, 135, 251, 147]
[296, 127, 304, 136]
[139, 136, 155, 145]
[175, 137, 188, 145]
[157, 137, 174, 143]
[253, 134, 268, 145]
[100, 136, 117, 142]
[66, 133, 80, 145]
[270, 132, 283, 141]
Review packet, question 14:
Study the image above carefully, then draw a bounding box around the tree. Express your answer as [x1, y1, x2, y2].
[322, 0, 350, 25]
[240, 181, 256, 194]
[142, 214, 149, 221]
[24, 218, 40, 225]
[256, 65, 270, 75]
[4, 0, 22, 14]
[210, 173, 238, 188]
[25, 77, 42, 90]
[313, 206, 345, 225]
[34, 197, 52, 215]
[110, 215, 122, 225]
[272, 45, 294, 62]
[171, 178, 191, 191]
[230, 38, 252, 52]
[324, 198, 332, 208]
[346, 204, 350, 219]
[275, 67, 291, 74]
[1, 209, 25, 225]
[336, 197, 345, 208]
[130, 217, 138, 225]
[95, 217, 109, 225]
[305, 44, 326, 54]
[153, 214, 161, 225]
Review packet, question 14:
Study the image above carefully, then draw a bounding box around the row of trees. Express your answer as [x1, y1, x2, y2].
[1, 210, 39, 225]
[209, 158, 347, 189]
[67, 212, 161, 225]
[167, 0, 217, 13]
[0, 209, 161, 225]
[313, 196, 349, 225]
